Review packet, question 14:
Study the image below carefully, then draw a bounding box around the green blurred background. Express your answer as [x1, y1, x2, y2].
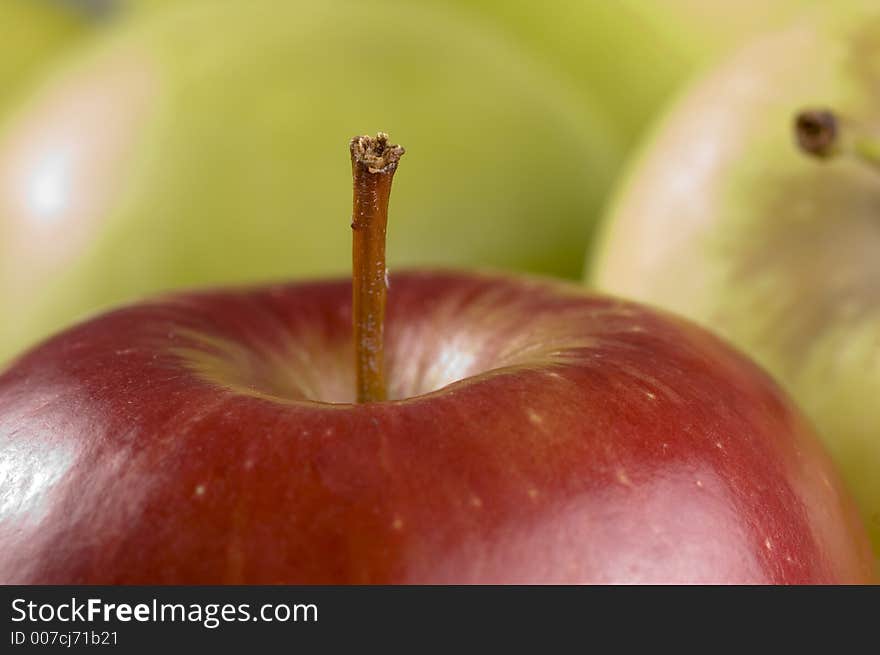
[0, 0, 814, 365]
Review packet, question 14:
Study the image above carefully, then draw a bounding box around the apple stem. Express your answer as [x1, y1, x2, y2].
[350, 133, 405, 403]
[794, 109, 880, 172]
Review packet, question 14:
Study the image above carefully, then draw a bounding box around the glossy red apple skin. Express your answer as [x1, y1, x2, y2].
[0, 271, 872, 584]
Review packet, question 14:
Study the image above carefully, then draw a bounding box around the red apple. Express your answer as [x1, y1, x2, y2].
[0, 131, 871, 584]
[0, 269, 872, 583]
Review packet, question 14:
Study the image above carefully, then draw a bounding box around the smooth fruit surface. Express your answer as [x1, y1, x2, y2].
[1, 0, 84, 100]
[0, 0, 93, 111]
[448, 0, 812, 148]
[0, 271, 872, 583]
[591, 5, 880, 555]
[0, 0, 619, 367]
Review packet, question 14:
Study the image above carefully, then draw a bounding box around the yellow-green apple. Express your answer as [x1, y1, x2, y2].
[0, 0, 97, 112]
[590, 4, 880, 557]
[446, 0, 812, 148]
[0, 0, 620, 367]
[0, 132, 872, 584]
[124, 0, 813, 146]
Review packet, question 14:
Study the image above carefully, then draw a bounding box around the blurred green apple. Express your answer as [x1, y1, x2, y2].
[446, 0, 813, 148]
[134, 0, 814, 147]
[0, 0, 621, 366]
[0, 0, 98, 111]
[591, 4, 880, 557]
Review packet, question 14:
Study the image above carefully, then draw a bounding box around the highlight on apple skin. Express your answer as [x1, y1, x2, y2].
[0, 271, 872, 584]
[589, 1, 880, 559]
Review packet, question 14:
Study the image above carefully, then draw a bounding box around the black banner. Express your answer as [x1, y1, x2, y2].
[1, 585, 876, 651]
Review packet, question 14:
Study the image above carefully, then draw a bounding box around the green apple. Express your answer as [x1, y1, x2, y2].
[134, 0, 814, 148]
[0, 0, 621, 366]
[590, 4, 880, 557]
[0, 0, 97, 111]
[444, 0, 813, 148]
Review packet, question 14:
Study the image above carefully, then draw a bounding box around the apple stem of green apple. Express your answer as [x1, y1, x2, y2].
[350, 133, 405, 404]
[795, 109, 880, 172]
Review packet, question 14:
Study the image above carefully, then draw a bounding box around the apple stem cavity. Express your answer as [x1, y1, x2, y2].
[349, 132, 405, 403]
[795, 109, 880, 172]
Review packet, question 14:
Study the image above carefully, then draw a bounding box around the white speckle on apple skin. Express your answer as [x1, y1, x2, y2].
[469, 496, 483, 509]
[616, 469, 632, 487]
[526, 408, 543, 425]
[194, 484, 206, 497]
[765, 538, 773, 551]
[391, 516, 404, 531]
